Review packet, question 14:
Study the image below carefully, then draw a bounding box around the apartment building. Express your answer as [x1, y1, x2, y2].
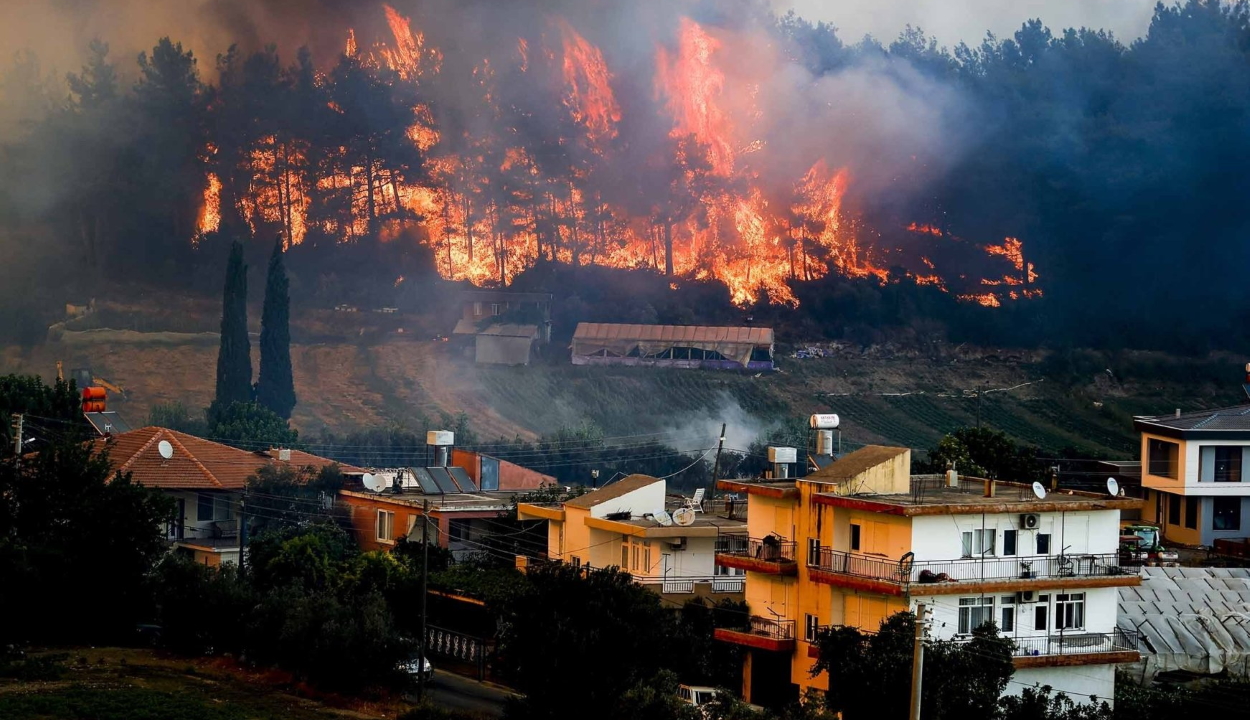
[518, 474, 749, 599]
[712, 445, 1143, 707]
[1135, 405, 1250, 546]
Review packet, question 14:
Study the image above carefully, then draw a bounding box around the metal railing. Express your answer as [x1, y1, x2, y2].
[712, 577, 745, 593]
[1009, 628, 1139, 657]
[717, 536, 797, 564]
[662, 579, 696, 594]
[810, 546, 1130, 586]
[745, 616, 795, 641]
[714, 535, 750, 554]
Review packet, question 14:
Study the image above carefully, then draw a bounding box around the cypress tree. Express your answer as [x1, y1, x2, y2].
[213, 241, 252, 415]
[257, 237, 296, 419]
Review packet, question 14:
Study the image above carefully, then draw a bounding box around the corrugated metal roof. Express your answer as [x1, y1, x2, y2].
[572, 323, 773, 345]
[478, 323, 538, 337]
[564, 474, 663, 509]
[1135, 404, 1250, 431]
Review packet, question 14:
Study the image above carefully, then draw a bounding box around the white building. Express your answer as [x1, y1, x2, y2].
[518, 474, 749, 598]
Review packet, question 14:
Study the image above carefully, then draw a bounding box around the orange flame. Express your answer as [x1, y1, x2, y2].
[558, 19, 621, 145]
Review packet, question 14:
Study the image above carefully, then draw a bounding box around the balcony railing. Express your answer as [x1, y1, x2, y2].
[633, 575, 747, 594]
[745, 616, 796, 641]
[718, 536, 797, 564]
[810, 547, 1132, 586]
[1008, 628, 1139, 658]
[712, 577, 745, 593]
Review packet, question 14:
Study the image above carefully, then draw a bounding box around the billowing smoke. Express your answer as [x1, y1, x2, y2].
[658, 392, 773, 456]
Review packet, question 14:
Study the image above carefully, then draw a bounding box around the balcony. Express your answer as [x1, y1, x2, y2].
[714, 616, 797, 652]
[807, 547, 1137, 595]
[715, 535, 798, 575]
[987, 628, 1139, 668]
[633, 576, 746, 595]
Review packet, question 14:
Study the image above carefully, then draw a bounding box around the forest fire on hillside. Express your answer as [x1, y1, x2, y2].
[196, 3, 1039, 308]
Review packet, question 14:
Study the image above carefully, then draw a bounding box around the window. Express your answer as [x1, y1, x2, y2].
[808, 538, 821, 566]
[961, 529, 996, 557]
[1215, 447, 1243, 483]
[473, 302, 483, 316]
[491, 303, 502, 315]
[1003, 529, 1017, 556]
[1168, 494, 1182, 526]
[197, 494, 213, 522]
[1055, 593, 1085, 630]
[377, 510, 395, 542]
[1034, 595, 1050, 631]
[1148, 438, 1179, 478]
[1000, 596, 1016, 632]
[197, 494, 232, 522]
[1185, 497, 1198, 529]
[805, 614, 821, 642]
[850, 524, 861, 551]
[958, 597, 995, 634]
[1214, 497, 1242, 531]
[449, 519, 470, 542]
[621, 543, 629, 568]
[1037, 533, 1051, 554]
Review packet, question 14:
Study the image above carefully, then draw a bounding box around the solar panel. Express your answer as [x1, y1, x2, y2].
[426, 467, 459, 494]
[410, 468, 441, 495]
[448, 465, 478, 492]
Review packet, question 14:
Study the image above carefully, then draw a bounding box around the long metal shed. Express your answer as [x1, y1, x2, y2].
[570, 323, 774, 370]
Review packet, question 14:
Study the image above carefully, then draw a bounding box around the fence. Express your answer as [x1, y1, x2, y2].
[811, 547, 1129, 586]
[425, 624, 491, 680]
[718, 536, 797, 564]
[746, 616, 796, 640]
[1006, 628, 1139, 657]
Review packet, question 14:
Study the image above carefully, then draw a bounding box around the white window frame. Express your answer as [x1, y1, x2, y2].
[999, 595, 1016, 632]
[958, 596, 995, 634]
[961, 529, 996, 557]
[377, 510, 395, 542]
[1055, 592, 1085, 631]
[805, 614, 821, 642]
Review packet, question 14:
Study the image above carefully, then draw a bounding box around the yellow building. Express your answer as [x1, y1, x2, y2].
[714, 445, 1144, 707]
[518, 475, 749, 599]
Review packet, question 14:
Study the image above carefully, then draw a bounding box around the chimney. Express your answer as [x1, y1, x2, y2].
[983, 478, 996, 498]
[278, 448, 292, 462]
[1175, 408, 1181, 418]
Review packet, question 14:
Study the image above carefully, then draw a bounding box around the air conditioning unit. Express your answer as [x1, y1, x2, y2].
[1019, 513, 1041, 530]
[668, 538, 687, 551]
[1017, 590, 1038, 603]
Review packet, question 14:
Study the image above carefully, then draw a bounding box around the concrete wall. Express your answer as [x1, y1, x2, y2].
[1011, 665, 1115, 705]
[916, 586, 1118, 642]
[910, 510, 1120, 562]
[590, 482, 666, 519]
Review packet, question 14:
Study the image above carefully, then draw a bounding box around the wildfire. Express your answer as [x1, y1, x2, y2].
[559, 19, 621, 145]
[194, 6, 1043, 310]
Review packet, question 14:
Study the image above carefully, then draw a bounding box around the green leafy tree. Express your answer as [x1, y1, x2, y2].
[999, 685, 1111, 720]
[810, 612, 1013, 720]
[213, 241, 252, 415]
[0, 439, 174, 644]
[918, 427, 1044, 482]
[257, 237, 296, 419]
[0, 374, 87, 456]
[207, 401, 298, 450]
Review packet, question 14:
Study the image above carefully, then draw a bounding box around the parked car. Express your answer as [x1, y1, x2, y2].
[398, 655, 434, 683]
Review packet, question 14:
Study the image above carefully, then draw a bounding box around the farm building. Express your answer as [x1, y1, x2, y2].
[571, 323, 774, 370]
[474, 323, 540, 366]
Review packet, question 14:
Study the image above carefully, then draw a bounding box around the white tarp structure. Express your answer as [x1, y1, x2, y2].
[1118, 567, 1250, 680]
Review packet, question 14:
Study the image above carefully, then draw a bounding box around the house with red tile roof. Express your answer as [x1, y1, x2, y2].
[94, 427, 364, 566]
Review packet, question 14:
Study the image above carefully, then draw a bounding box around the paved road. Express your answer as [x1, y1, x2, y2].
[407, 670, 515, 717]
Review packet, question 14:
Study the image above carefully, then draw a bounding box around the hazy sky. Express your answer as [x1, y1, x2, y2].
[774, 0, 1158, 45]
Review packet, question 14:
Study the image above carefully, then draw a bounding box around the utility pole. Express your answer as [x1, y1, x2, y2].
[417, 499, 430, 702]
[237, 490, 249, 577]
[909, 603, 927, 720]
[710, 422, 727, 483]
[10, 414, 23, 467]
[976, 385, 983, 429]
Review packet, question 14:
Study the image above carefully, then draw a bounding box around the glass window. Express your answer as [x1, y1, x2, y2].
[1000, 596, 1016, 632]
[808, 538, 821, 566]
[1037, 533, 1051, 554]
[377, 510, 394, 541]
[1168, 495, 1182, 526]
[1034, 597, 1049, 631]
[961, 529, 995, 557]
[197, 494, 213, 522]
[1055, 593, 1085, 630]
[1185, 497, 1198, 529]
[958, 597, 995, 633]
[1214, 497, 1242, 531]
[1215, 447, 1243, 483]
[1148, 438, 1179, 478]
[850, 524, 861, 551]
[1003, 529, 1017, 556]
[805, 614, 821, 642]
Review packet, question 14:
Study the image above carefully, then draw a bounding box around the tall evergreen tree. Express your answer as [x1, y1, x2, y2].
[213, 240, 251, 415]
[257, 237, 296, 419]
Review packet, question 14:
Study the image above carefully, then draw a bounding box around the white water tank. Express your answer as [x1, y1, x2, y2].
[426, 430, 455, 446]
[768, 446, 797, 464]
[816, 430, 835, 455]
[810, 413, 840, 429]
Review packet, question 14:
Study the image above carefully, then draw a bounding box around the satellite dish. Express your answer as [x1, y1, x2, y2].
[363, 473, 386, 492]
[157, 440, 174, 460]
[673, 507, 696, 526]
[1031, 482, 1047, 500]
[654, 510, 673, 527]
[1107, 477, 1120, 497]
